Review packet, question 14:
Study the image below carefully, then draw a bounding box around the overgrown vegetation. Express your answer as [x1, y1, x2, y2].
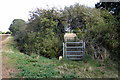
[62, 4, 119, 61]
[1, 2, 119, 79]
[9, 9, 65, 58]
[95, 2, 120, 61]
[1, 37, 118, 78]
[9, 3, 119, 61]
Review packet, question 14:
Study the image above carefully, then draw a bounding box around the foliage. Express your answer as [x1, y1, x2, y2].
[9, 9, 65, 58]
[9, 19, 26, 36]
[9, 3, 119, 60]
[28, 8, 65, 40]
[95, 2, 120, 42]
[95, 2, 120, 15]
[2, 46, 118, 78]
[95, 2, 120, 60]
[0, 31, 11, 34]
[1, 36, 118, 78]
[5, 31, 12, 34]
[22, 28, 62, 58]
[62, 3, 119, 60]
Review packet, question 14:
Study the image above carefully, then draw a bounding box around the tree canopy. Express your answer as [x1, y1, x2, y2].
[9, 3, 119, 60]
[95, 2, 119, 60]
[95, 2, 120, 15]
[9, 19, 26, 36]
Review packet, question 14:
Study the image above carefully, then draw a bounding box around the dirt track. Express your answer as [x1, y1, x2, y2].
[0, 34, 11, 52]
[0, 34, 11, 41]
[0, 34, 18, 78]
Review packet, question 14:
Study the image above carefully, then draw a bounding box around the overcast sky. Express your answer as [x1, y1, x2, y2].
[0, 0, 99, 32]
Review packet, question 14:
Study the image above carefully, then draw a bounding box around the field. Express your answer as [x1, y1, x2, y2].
[1, 36, 118, 79]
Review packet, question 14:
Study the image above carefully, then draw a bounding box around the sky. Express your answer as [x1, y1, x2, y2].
[0, 0, 100, 32]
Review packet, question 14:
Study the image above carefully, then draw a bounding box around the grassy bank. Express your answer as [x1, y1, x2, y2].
[1, 37, 118, 78]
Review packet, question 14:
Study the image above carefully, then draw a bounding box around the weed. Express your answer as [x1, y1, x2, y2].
[2, 41, 118, 78]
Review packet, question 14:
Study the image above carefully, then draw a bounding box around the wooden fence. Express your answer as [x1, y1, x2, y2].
[63, 40, 85, 60]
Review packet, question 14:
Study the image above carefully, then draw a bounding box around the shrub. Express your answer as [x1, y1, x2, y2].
[22, 28, 62, 58]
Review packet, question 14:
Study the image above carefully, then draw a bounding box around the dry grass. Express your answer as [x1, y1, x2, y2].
[0, 34, 11, 41]
[0, 35, 13, 52]
[1, 35, 20, 78]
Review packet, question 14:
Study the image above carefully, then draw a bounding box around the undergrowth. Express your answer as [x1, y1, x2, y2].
[1, 38, 118, 78]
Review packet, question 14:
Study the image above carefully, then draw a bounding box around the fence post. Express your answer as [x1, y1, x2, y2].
[83, 42, 85, 50]
[83, 42, 85, 55]
[63, 42, 64, 57]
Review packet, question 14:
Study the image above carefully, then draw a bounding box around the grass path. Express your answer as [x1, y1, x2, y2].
[2, 55, 19, 78]
[0, 35, 19, 78]
[0, 36, 118, 78]
[0, 53, 2, 79]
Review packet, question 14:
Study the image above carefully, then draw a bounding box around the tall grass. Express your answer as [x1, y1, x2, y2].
[1, 37, 118, 78]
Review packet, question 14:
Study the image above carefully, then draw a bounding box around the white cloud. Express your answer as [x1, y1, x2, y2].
[0, 0, 99, 32]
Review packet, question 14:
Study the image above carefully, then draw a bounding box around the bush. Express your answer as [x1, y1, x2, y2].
[22, 28, 62, 58]
[5, 31, 11, 34]
[9, 8, 64, 58]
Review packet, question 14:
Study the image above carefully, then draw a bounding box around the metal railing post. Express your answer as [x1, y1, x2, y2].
[83, 42, 85, 52]
[63, 42, 64, 57]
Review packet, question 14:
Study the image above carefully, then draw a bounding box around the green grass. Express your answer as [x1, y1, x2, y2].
[1, 39, 118, 78]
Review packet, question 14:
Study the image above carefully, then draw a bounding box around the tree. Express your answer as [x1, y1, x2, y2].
[25, 8, 65, 58]
[95, 2, 120, 38]
[95, 2, 120, 15]
[9, 19, 26, 36]
[9, 4, 119, 60]
[63, 3, 106, 32]
[5, 31, 11, 34]
[95, 2, 119, 60]
[11, 8, 65, 58]
[28, 8, 65, 41]
[62, 3, 118, 60]
[9, 19, 27, 52]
